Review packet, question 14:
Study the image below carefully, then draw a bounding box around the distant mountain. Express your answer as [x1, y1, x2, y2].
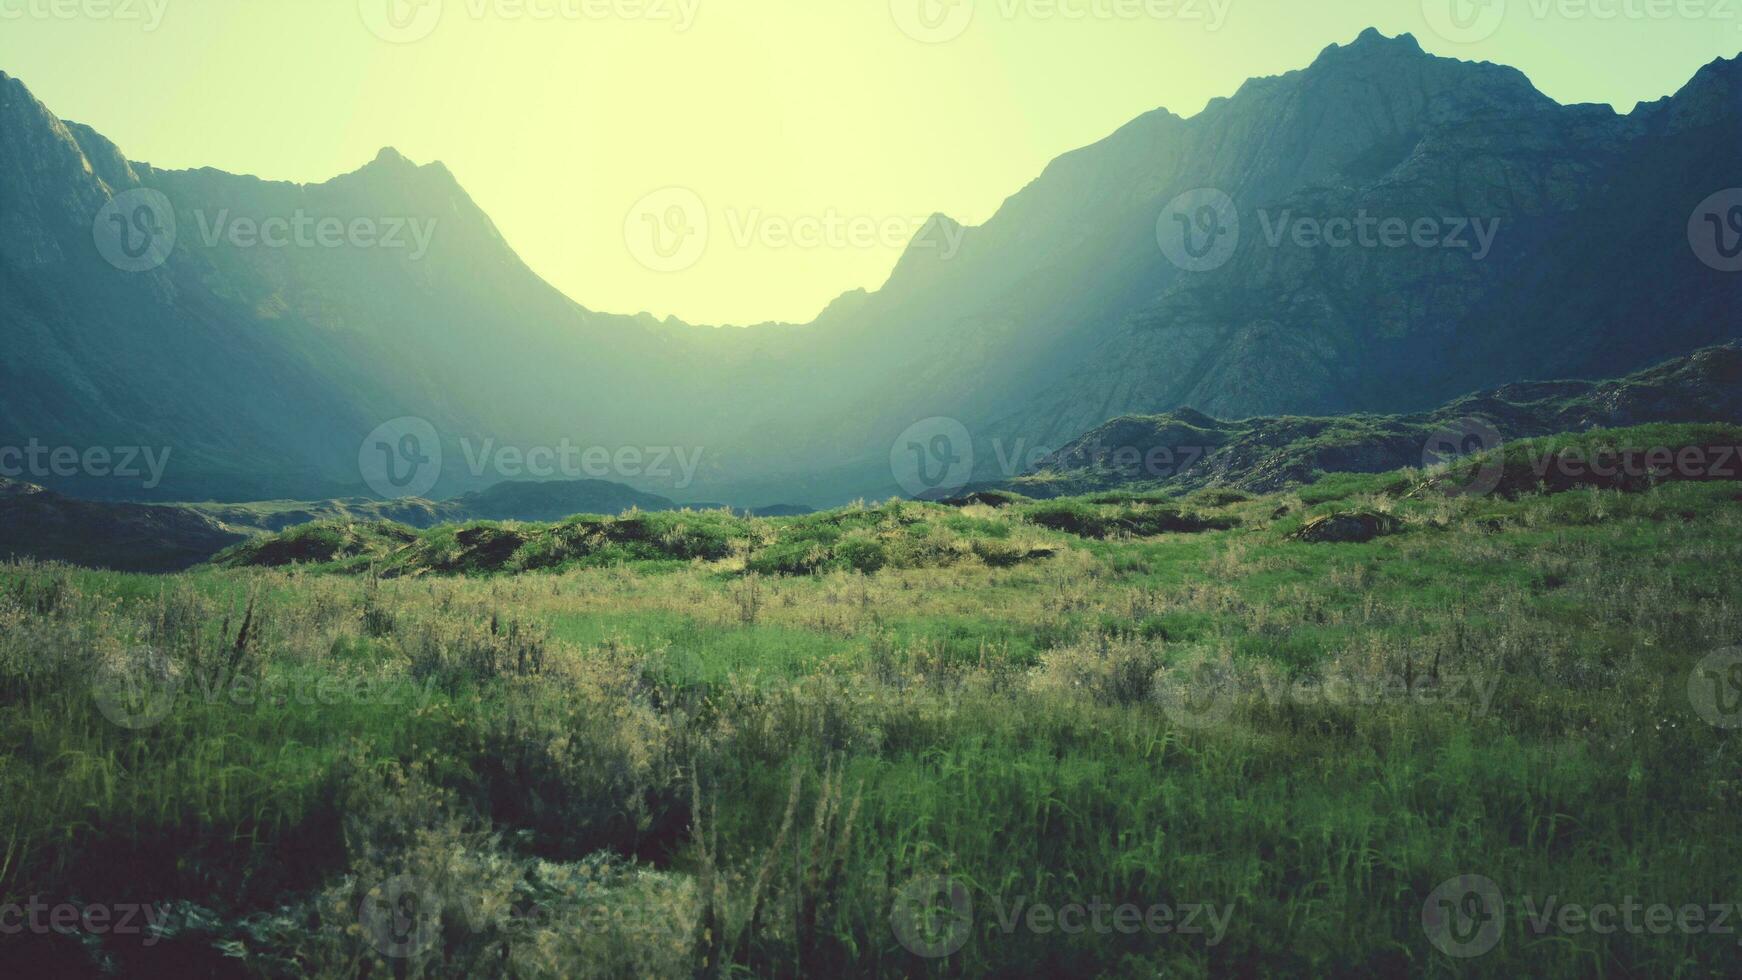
[3, 478, 683, 570]
[8, 340, 1738, 572]
[0, 72, 759, 502]
[181, 479, 680, 534]
[0, 478, 244, 572]
[981, 342, 1742, 498]
[4, 30, 1740, 507]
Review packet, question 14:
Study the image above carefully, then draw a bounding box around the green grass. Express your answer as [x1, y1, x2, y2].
[3, 425, 1741, 976]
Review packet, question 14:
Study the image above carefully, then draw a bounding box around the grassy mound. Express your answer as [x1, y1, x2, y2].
[1018, 499, 1237, 539]
[216, 520, 419, 568]
[218, 503, 1070, 578]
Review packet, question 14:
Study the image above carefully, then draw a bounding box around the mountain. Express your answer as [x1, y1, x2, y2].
[0, 70, 759, 503]
[178, 479, 681, 534]
[1, 477, 682, 570]
[9, 343, 1737, 572]
[4, 31, 1740, 508]
[771, 30, 1742, 500]
[980, 342, 1742, 498]
[0, 478, 245, 572]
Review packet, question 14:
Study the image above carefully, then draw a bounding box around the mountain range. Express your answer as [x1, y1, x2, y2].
[0, 478, 685, 571]
[3, 29, 1740, 508]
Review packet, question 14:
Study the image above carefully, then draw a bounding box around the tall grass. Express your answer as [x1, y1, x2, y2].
[1, 469, 1740, 976]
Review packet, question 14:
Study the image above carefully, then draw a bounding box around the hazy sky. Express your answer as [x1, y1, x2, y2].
[2, 0, 1737, 324]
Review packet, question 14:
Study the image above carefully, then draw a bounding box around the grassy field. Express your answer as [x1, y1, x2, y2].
[3, 426, 1741, 977]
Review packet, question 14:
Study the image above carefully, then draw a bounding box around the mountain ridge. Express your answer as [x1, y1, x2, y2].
[3, 32, 1740, 507]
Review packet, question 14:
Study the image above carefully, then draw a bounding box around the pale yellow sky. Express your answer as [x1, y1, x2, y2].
[2, 0, 1737, 324]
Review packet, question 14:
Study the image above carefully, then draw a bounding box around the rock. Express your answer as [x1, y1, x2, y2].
[1290, 512, 1402, 544]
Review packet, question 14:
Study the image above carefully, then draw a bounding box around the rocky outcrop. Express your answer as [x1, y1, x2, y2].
[983, 343, 1742, 498]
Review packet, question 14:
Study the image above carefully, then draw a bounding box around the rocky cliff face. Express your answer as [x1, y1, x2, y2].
[968, 34, 1742, 462]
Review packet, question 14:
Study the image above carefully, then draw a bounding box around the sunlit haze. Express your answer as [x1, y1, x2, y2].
[1, 0, 1734, 324]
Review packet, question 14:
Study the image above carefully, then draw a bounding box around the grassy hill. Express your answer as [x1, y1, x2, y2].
[3, 423, 1740, 975]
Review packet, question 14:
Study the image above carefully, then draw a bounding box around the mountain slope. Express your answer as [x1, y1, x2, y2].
[984, 342, 1742, 498]
[4, 31, 1741, 507]
[178, 479, 681, 534]
[0, 478, 245, 572]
